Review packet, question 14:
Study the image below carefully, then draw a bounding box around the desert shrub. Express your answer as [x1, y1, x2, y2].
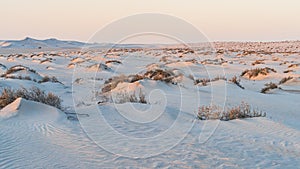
[261, 82, 278, 93]
[159, 56, 169, 62]
[288, 63, 299, 68]
[197, 105, 222, 120]
[39, 76, 51, 83]
[279, 76, 293, 85]
[197, 102, 266, 121]
[111, 89, 147, 104]
[24, 76, 32, 81]
[102, 74, 128, 93]
[40, 58, 52, 64]
[0, 87, 62, 109]
[194, 78, 210, 86]
[283, 70, 293, 74]
[105, 60, 122, 64]
[229, 76, 245, 89]
[194, 76, 226, 86]
[38, 76, 61, 84]
[241, 67, 276, 78]
[252, 60, 265, 66]
[5, 65, 37, 75]
[144, 69, 175, 83]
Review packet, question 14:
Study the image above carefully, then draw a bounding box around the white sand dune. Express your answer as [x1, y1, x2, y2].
[0, 41, 299, 168]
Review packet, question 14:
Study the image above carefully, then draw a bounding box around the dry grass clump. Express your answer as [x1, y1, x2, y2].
[102, 69, 180, 93]
[38, 76, 61, 84]
[3, 65, 37, 76]
[102, 74, 144, 93]
[288, 63, 299, 68]
[105, 60, 122, 64]
[261, 82, 278, 93]
[252, 60, 265, 66]
[229, 76, 245, 89]
[111, 89, 147, 104]
[197, 102, 266, 121]
[40, 58, 52, 64]
[283, 70, 294, 74]
[279, 76, 293, 85]
[0, 87, 62, 109]
[194, 76, 226, 86]
[241, 67, 276, 78]
[144, 69, 176, 83]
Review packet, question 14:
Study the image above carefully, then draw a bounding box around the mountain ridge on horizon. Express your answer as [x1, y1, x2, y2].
[1, 37, 300, 49]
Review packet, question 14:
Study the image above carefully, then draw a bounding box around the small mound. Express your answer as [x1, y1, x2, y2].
[241, 67, 276, 80]
[0, 98, 64, 121]
[67, 63, 75, 69]
[2, 65, 43, 81]
[71, 57, 85, 64]
[86, 63, 111, 72]
[46, 66, 55, 70]
[0, 98, 22, 119]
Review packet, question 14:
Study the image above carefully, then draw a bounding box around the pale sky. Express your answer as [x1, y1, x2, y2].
[1, 0, 300, 42]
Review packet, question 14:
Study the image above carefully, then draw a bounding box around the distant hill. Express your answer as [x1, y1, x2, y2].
[0, 37, 90, 49]
[0, 37, 165, 49]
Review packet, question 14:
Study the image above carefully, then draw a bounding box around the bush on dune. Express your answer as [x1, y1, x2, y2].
[241, 67, 276, 78]
[197, 102, 266, 121]
[0, 87, 62, 110]
[261, 82, 278, 94]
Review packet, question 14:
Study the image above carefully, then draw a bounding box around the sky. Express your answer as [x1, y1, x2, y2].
[0, 0, 300, 42]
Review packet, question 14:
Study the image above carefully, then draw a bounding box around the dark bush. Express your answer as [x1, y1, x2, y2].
[261, 82, 278, 93]
[0, 87, 62, 110]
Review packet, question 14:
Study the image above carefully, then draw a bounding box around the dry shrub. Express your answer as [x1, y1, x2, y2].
[279, 76, 293, 85]
[2, 65, 37, 77]
[252, 60, 265, 66]
[144, 69, 175, 83]
[241, 67, 276, 78]
[283, 70, 293, 74]
[111, 89, 147, 104]
[288, 63, 299, 68]
[39, 76, 61, 84]
[197, 102, 266, 121]
[229, 76, 245, 89]
[261, 82, 278, 93]
[105, 60, 122, 64]
[0, 87, 62, 109]
[194, 76, 226, 86]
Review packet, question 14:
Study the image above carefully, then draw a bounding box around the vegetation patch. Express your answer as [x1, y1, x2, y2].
[197, 102, 266, 121]
[0, 87, 62, 110]
[261, 82, 278, 94]
[241, 67, 276, 79]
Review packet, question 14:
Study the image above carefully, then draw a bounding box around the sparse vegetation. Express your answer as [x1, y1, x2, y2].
[38, 76, 61, 84]
[102, 69, 180, 93]
[110, 89, 147, 104]
[279, 76, 293, 85]
[0, 87, 62, 109]
[261, 82, 278, 93]
[4, 65, 37, 75]
[105, 60, 122, 64]
[229, 76, 245, 89]
[144, 69, 177, 84]
[288, 63, 299, 68]
[241, 67, 276, 78]
[197, 102, 266, 121]
[252, 60, 265, 66]
[194, 76, 226, 86]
